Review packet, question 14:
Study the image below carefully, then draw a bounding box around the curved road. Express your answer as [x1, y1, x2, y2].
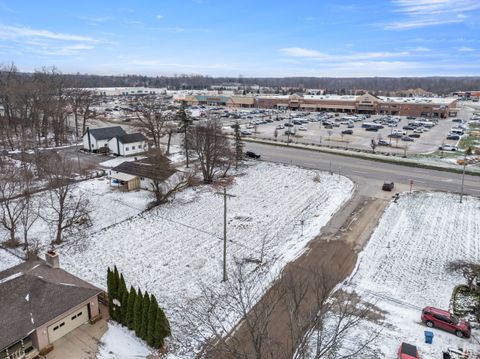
[246, 142, 480, 196]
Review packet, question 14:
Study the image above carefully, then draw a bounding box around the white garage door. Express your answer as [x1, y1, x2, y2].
[47, 305, 88, 343]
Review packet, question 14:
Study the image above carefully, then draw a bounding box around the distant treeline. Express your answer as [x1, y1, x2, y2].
[10, 69, 480, 94]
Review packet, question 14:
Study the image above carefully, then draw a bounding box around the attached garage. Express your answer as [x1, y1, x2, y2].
[47, 305, 89, 343]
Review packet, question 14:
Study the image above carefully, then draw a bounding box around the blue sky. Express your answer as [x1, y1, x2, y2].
[0, 0, 479, 77]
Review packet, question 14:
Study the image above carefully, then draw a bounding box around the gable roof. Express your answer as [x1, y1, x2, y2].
[86, 126, 126, 140]
[111, 161, 175, 181]
[116, 133, 147, 144]
[0, 259, 102, 351]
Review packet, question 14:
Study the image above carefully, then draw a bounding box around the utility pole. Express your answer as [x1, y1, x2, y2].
[460, 147, 472, 203]
[215, 187, 236, 281]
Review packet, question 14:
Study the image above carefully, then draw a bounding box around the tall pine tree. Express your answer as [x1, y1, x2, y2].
[121, 287, 129, 327]
[107, 267, 113, 318]
[134, 289, 144, 337]
[110, 266, 120, 321]
[154, 305, 171, 348]
[147, 295, 158, 347]
[117, 274, 127, 325]
[126, 286, 136, 330]
[140, 293, 150, 340]
[233, 121, 244, 169]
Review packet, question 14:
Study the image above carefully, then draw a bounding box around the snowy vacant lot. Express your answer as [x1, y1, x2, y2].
[343, 192, 480, 358]
[0, 162, 353, 357]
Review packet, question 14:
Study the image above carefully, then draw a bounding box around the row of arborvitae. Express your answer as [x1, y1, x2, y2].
[107, 266, 171, 348]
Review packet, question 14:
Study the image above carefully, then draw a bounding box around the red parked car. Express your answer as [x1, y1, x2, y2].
[421, 307, 471, 338]
[398, 342, 420, 359]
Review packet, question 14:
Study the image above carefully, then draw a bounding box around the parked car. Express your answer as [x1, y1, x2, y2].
[382, 181, 394, 191]
[388, 133, 403, 138]
[341, 129, 353, 135]
[245, 151, 260, 159]
[401, 136, 414, 141]
[284, 122, 294, 127]
[446, 134, 460, 140]
[403, 125, 415, 130]
[347, 123, 354, 128]
[276, 124, 285, 129]
[439, 144, 458, 151]
[365, 127, 378, 132]
[240, 130, 252, 136]
[408, 133, 420, 138]
[398, 342, 419, 359]
[421, 307, 471, 338]
[298, 126, 308, 131]
[378, 140, 390, 146]
[452, 118, 463, 122]
[324, 124, 333, 129]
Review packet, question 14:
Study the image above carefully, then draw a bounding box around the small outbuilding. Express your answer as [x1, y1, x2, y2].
[107, 133, 147, 156]
[109, 160, 177, 191]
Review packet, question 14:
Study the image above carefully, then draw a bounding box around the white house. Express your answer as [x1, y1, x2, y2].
[107, 133, 148, 156]
[82, 126, 148, 156]
[82, 126, 126, 152]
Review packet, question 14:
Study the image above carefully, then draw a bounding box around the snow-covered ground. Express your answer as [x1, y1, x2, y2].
[337, 192, 480, 358]
[0, 162, 353, 357]
[97, 323, 153, 359]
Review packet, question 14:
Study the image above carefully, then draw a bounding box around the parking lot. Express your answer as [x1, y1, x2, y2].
[213, 108, 467, 155]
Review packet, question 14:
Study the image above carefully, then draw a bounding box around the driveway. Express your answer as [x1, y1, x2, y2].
[45, 320, 107, 359]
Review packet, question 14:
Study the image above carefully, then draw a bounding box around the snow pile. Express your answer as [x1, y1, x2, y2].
[97, 322, 152, 359]
[55, 162, 353, 356]
[338, 192, 480, 358]
[100, 156, 146, 168]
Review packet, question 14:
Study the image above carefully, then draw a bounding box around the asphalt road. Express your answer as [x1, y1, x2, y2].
[245, 142, 480, 196]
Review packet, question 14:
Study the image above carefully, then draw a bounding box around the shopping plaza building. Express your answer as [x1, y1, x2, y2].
[177, 93, 458, 118]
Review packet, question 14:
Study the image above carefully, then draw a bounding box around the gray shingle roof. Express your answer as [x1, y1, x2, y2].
[112, 161, 175, 181]
[0, 260, 102, 351]
[117, 133, 147, 144]
[87, 126, 126, 140]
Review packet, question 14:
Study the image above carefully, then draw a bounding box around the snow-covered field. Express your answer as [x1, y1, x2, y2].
[97, 323, 153, 359]
[0, 162, 354, 357]
[341, 192, 480, 358]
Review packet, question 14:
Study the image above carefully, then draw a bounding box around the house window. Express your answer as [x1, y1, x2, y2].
[132, 145, 135, 150]
[125, 147, 129, 151]
[140, 177, 145, 180]
[71, 314, 77, 320]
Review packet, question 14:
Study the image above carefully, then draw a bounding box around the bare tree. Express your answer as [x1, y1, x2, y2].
[184, 263, 379, 359]
[67, 88, 97, 137]
[144, 150, 194, 206]
[233, 121, 244, 169]
[183, 263, 282, 359]
[135, 97, 168, 150]
[39, 152, 90, 245]
[0, 163, 26, 246]
[187, 119, 233, 183]
[447, 260, 480, 291]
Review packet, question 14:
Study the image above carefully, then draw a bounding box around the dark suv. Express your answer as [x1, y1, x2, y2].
[421, 307, 471, 338]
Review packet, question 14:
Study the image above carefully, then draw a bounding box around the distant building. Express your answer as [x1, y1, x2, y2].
[0, 251, 102, 358]
[83, 126, 147, 156]
[176, 92, 458, 118]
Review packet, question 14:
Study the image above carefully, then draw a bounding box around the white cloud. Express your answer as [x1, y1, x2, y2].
[279, 47, 410, 61]
[413, 46, 430, 52]
[386, 0, 480, 29]
[0, 25, 98, 42]
[0, 24, 98, 57]
[156, 14, 164, 19]
[457, 46, 475, 52]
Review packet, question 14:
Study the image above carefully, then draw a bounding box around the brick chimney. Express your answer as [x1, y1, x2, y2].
[45, 250, 60, 269]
